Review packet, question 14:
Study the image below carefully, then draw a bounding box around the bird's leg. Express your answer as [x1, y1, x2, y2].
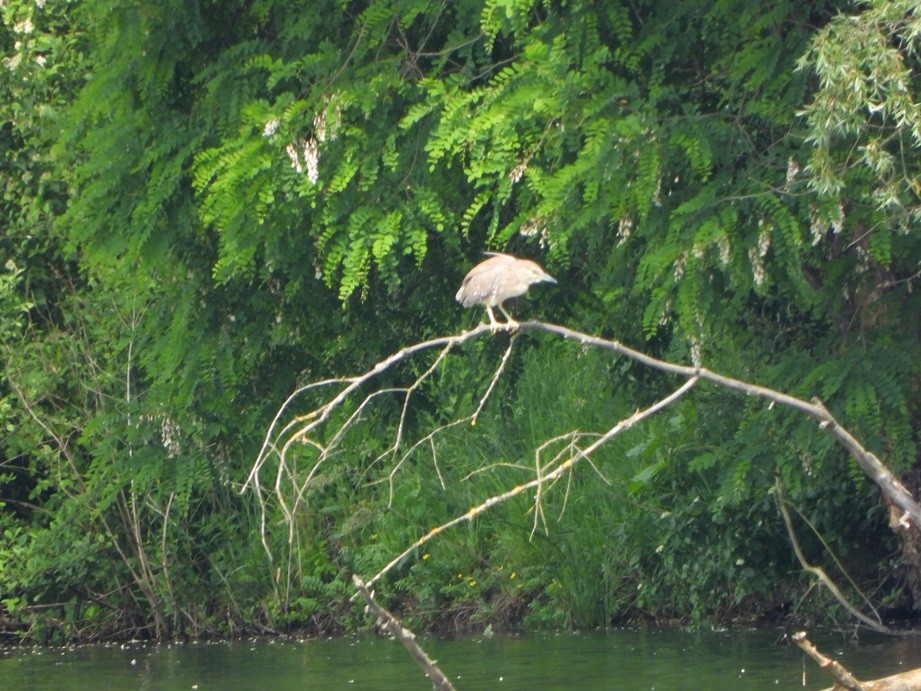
[485, 305, 500, 328]
[497, 303, 519, 330]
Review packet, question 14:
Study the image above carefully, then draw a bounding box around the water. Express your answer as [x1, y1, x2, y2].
[1, 629, 919, 690]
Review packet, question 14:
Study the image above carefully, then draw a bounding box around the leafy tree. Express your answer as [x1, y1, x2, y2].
[1, 0, 918, 639]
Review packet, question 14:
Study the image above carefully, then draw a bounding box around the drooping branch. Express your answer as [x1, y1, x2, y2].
[519, 321, 921, 532]
[774, 482, 899, 636]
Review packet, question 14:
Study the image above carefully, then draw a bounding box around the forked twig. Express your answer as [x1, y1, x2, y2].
[774, 482, 900, 636]
[243, 323, 511, 580]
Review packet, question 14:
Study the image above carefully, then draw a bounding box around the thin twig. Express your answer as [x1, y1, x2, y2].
[774, 482, 899, 636]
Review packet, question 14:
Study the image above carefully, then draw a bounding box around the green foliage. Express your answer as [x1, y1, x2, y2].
[1, 0, 918, 641]
[799, 0, 921, 223]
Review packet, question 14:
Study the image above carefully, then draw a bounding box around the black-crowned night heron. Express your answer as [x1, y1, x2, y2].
[455, 253, 556, 326]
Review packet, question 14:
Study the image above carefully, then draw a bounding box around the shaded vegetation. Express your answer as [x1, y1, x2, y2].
[0, 0, 918, 642]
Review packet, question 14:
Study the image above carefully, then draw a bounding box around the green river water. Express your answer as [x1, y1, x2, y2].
[2, 629, 919, 689]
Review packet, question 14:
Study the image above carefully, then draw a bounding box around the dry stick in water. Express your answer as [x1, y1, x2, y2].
[352, 575, 456, 691]
[792, 632, 866, 691]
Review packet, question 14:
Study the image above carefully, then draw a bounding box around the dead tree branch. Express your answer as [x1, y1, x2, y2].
[520, 321, 921, 532]
[352, 574, 456, 691]
[774, 483, 899, 636]
[243, 319, 921, 617]
[793, 631, 921, 690]
[793, 631, 866, 690]
[362, 377, 698, 591]
[243, 323, 501, 571]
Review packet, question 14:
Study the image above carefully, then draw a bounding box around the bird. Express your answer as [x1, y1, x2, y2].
[455, 253, 556, 326]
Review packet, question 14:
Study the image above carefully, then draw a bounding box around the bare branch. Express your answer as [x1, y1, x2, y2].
[352, 574, 456, 691]
[362, 378, 698, 591]
[244, 323, 500, 577]
[774, 482, 898, 636]
[518, 321, 921, 532]
[244, 318, 921, 620]
[792, 632, 867, 690]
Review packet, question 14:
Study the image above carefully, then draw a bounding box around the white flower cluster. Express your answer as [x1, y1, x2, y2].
[748, 223, 771, 287]
[690, 337, 702, 368]
[284, 138, 320, 184]
[268, 96, 341, 186]
[160, 417, 181, 458]
[262, 119, 280, 137]
[303, 138, 319, 184]
[785, 156, 800, 186]
[508, 161, 527, 184]
[808, 201, 845, 246]
[13, 18, 34, 34]
[518, 217, 549, 248]
[717, 236, 730, 266]
[617, 215, 633, 245]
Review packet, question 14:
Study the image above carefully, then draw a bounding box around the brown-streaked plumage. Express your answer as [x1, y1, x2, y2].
[455, 253, 556, 326]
